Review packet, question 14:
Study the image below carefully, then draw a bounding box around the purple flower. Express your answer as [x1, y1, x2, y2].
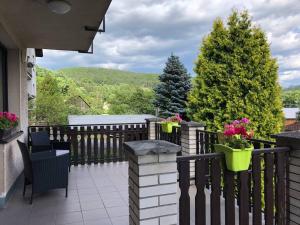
[241, 118, 250, 124]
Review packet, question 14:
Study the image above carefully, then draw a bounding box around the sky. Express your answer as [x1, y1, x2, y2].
[37, 0, 300, 88]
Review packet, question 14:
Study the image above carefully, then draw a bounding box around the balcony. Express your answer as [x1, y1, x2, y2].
[1, 121, 298, 225]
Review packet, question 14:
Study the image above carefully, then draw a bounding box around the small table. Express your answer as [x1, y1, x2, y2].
[31, 150, 69, 161]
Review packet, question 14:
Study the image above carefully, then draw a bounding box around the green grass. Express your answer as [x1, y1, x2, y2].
[59, 67, 159, 88]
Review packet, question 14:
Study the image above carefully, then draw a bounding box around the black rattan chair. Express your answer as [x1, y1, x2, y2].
[30, 131, 71, 170]
[17, 140, 69, 204]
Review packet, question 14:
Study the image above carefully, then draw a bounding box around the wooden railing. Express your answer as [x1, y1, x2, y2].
[155, 122, 181, 145]
[177, 146, 289, 225]
[28, 123, 148, 165]
[196, 129, 276, 154]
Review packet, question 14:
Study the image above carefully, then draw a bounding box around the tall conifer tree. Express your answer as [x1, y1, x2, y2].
[188, 10, 283, 137]
[154, 54, 191, 117]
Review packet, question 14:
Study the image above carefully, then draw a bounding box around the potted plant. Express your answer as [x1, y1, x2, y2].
[214, 118, 254, 172]
[161, 114, 182, 133]
[0, 112, 19, 140]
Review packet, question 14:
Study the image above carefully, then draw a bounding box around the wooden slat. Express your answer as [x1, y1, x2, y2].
[155, 123, 159, 140]
[195, 159, 207, 225]
[178, 160, 190, 225]
[239, 171, 249, 225]
[200, 132, 204, 154]
[118, 125, 124, 162]
[71, 127, 78, 166]
[264, 153, 274, 225]
[124, 125, 129, 161]
[100, 126, 105, 163]
[211, 157, 221, 225]
[131, 124, 136, 141]
[59, 126, 65, 142]
[106, 126, 111, 162]
[225, 170, 235, 225]
[80, 126, 85, 165]
[275, 151, 286, 225]
[113, 125, 117, 162]
[252, 154, 262, 225]
[93, 126, 98, 164]
[142, 124, 147, 140]
[204, 132, 209, 153]
[87, 126, 92, 165]
[53, 126, 58, 141]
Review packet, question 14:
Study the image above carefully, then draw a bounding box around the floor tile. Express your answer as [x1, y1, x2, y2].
[106, 206, 129, 218]
[82, 208, 109, 222]
[55, 211, 83, 225]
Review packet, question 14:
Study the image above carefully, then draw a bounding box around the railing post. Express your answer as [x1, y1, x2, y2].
[273, 132, 300, 225]
[124, 140, 180, 225]
[180, 121, 205, 180]
[145, 117, 162, 140]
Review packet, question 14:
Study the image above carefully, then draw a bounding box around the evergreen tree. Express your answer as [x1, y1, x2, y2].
[154, 54, 191, 117]
[188, 10, 283, 138]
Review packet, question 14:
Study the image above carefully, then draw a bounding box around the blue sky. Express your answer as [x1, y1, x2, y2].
[37, 0, 300, 88]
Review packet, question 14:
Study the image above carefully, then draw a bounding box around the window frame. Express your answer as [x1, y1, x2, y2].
[0, 42, 8, 112]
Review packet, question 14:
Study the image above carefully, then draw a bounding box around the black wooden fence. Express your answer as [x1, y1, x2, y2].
[177, 146, 289, 225]
[28, 123, 148, 165]
[196, 129, 277, 154]
[154, 122, 181, 145]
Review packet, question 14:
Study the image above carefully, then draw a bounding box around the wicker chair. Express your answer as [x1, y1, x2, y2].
[17, 140, 69, 204]
[30, 131, 71, 170]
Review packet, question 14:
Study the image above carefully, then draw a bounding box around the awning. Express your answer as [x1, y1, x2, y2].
[0, 0, 111, 51]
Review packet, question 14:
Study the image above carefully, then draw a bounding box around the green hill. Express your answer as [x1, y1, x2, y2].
[59, 67, 159, 88]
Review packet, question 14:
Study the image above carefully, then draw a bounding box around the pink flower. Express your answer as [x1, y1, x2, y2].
[175, 114, 182, 122]
[241, 118, 250, 124]
[232, 120, 240, 125]
[224, 124, 237, 136]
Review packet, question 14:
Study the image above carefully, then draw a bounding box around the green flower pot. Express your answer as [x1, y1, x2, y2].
[214, 144, 253, 172]
[161, 122, 179, 133]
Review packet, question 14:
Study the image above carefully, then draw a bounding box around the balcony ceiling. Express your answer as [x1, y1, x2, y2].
[0, 0, 111, 51]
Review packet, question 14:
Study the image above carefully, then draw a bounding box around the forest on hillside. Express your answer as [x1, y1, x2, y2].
[29, 67, 158, 125]
[29, 66, 300, 126]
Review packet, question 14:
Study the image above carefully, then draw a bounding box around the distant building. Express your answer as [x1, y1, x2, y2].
[283, 108, 300, 131]
[68, 114, 156, 125]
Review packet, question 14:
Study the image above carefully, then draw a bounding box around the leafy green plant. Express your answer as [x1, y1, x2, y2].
[188, 10, 284, 138]
[0, 112, 19, 129]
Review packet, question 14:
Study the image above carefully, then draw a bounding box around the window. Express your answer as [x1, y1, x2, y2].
[0, 43, 8, 111]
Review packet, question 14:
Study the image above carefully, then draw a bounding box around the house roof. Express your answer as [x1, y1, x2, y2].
[285, 122, 300, 131]
[0, 0, 111, 51]
[68, 114, 156, 125]
[283, 108, 299, 119]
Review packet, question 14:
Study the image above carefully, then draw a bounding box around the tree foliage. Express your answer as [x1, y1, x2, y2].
[29, 67, 155, 125]
[154, 54, 191, 117]
[282, 89, 300, 107]
[188, 10, 284, 138]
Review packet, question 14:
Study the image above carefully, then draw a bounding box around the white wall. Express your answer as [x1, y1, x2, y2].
[0, 48, 30, 203]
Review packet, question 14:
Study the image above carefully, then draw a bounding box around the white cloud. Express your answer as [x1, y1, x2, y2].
[278, 54, 300, 70]
[280, 71, 300, 81]
[95, 63, 131, 70]
[37, 0, 300, 87]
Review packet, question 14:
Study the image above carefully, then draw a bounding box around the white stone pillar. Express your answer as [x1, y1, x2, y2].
[145, 118, 162, 140]
[124, 140, 180, 225]
[180, 121, 205, 179]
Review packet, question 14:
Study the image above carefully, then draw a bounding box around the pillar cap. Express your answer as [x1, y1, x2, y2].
[181, 120, 206, 128]
[272, 131, 300, 141]
[124, 140, 180, 156]
[145, 117, 163, 123]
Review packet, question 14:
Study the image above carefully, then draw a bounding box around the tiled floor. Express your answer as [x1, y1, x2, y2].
[0, 163, 129, 225]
